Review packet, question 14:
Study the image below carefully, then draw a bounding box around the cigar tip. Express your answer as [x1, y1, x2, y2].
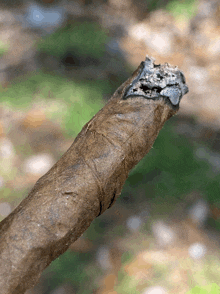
[123, 56, 189, 108]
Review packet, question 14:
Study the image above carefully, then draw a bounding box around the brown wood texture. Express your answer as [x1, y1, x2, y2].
[0, 56, 188, 294]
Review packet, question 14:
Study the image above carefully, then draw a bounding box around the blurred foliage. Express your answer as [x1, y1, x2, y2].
[166, 0, 198, 20]
[145, 0, 169, 12]
[37, 21, 109, 60]
[0, 40, 9, 57]
[207, 217, 220, 231]
[142, 0, 198, 16]
[1, 71, 105, 137]
[43, 250, 101, 294]
[106, 224, 127, 238]
[115, 257, 220, 293]
[187, 283, 220, 294]
[116, 271, 140, 294]
[35, 19, 129, 91]
[120, 121, 220, 209]
[84, 217, 110, 243]
[121, 251, 134, 265]
[62, 80, 105, 137]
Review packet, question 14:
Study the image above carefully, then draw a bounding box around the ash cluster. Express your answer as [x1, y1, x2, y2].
[123, 56, 189, 106]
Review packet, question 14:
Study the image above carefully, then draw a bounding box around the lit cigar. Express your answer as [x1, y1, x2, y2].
[0, 56, 188, 294]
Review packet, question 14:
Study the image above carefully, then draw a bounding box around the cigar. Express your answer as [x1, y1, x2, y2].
[0, 56, 188, 294]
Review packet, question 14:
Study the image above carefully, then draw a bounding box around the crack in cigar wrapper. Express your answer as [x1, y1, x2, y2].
[0, 56, 189, 294]
[123, 56, 189, 107]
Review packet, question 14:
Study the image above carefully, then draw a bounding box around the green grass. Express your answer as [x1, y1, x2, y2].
[43, 250, 101, 294]
[63, 80, 105, 137]
[166, 0, 198, 20]
[0, 20, 114, 137]
[187, 284, 220, 294]
[37, 21, 109, 59]
[121, 251, 134, 265]
[116, 270, 140, 294]
[114, 256, 220, 293]
[120, 121, 220, 218]
[0, 40, 9, 57]
[0, 71, 105, 137]
[84, 218, 109, 243]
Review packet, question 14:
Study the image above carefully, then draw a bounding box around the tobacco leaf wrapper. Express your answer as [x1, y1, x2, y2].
[0, 56, 188, 294]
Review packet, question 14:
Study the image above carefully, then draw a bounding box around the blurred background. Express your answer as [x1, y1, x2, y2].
[0, 0, 220, 293]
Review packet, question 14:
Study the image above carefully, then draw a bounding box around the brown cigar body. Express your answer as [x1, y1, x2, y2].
[0, 56, 188, 294]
